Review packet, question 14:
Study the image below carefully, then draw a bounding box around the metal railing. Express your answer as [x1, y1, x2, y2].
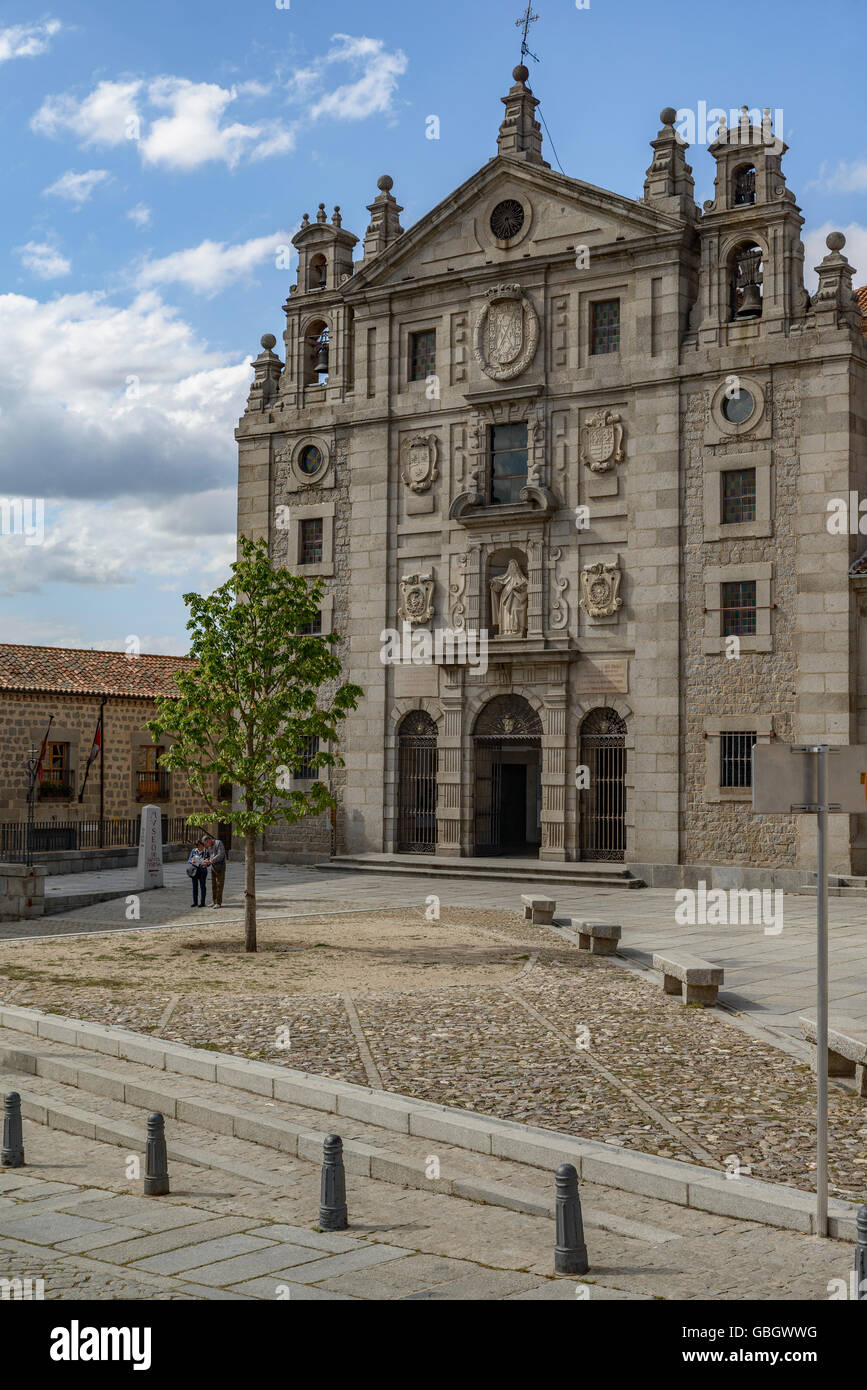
[136, 771, 171, 801]
[0, 815, 191, 864]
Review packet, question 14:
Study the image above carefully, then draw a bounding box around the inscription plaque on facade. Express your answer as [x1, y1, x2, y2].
[575, 657, 629, 695]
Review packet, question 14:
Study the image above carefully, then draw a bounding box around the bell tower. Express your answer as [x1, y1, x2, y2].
[691, 107, 807, 346]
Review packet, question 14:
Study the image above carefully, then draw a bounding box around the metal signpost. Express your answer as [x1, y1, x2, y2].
[753, 743, 867, 1237]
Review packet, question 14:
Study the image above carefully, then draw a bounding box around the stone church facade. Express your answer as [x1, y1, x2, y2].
[236, 66, 867, 887]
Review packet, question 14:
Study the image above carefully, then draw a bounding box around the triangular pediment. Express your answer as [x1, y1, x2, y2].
[345, 157, 685, 293]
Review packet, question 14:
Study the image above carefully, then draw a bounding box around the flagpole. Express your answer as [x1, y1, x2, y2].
[98, 699, 105, 848]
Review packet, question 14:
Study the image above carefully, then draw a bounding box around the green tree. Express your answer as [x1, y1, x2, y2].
[148, 537, 362, 952]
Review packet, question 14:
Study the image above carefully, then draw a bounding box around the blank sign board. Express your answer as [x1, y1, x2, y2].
[752, 744, 867, 814]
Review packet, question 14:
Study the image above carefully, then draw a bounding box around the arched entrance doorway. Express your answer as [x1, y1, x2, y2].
[578, 707, 626, 861]
[473, 695, 542, 857]
[396, 711, 438, 853]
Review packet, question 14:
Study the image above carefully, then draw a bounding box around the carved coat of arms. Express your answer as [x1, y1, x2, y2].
[581, 410, 625, 473]
[579, 561, 622, 620]
[473, 284, 540, 382]
[400, 435, 439, 493]
[398, 571, 435, 626]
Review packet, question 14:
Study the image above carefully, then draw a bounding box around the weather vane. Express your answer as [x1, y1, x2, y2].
[515, 4, 540, 64]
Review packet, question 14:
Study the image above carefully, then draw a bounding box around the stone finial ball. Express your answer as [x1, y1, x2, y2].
[513, 64, 529, 83]
[826, 231, 846, 252]
[260, 333, 277, 351]
[377, 174, 393, 192]
[660, 107, 678, 126]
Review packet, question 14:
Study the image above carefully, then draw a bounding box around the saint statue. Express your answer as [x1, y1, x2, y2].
[490, 559, 529, 637]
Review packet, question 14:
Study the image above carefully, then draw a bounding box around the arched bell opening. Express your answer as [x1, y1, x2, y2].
[729, 242, 763, 321]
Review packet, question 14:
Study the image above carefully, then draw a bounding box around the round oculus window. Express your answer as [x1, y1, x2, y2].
[722, 389, 755, 424]
[298, 445, 324, 475]
[490, 199, 525, 240]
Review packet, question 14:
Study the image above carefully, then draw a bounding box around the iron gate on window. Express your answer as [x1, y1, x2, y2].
[579, 708, 626, 862]
[396, 713, 438, 853]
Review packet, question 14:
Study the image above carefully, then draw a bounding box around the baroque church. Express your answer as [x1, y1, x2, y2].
[236, 65, 867, 888]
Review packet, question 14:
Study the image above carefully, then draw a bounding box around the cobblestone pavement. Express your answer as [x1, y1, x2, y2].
[1, 903, 866, 1203]
[0, 1122, 856, 1301]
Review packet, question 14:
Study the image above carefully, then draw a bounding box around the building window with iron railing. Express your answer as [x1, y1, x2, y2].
[137, 746, 170, 800]
[409, 329, 436, 382]
[720, 731, 756, 788]
[293, 736, 320, 781]
[722, 468, 757, 525]
[299, 517, 323, 565]
[40, 742, 72, 798]
[721, 579, 757, 635]
[489, 422, 528, 505]
[590, 299, 620, 355]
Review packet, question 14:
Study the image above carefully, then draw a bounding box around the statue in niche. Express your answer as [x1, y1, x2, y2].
[490, 559, 529, 637]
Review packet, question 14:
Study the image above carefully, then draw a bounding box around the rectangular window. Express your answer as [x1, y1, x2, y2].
[138, 746, 167, 799]
[591, 299, 620, 355]
[721, 579, 756, 636]
[300, 611, 322, 635]
[720, 731, 756, 788]
[489, 422, 528, 505]
[409, 329, 436, 382]
[722, 468, 757, 525]
[294, 736, 319, 781]
[299, 517, 323, 565]
[42, 742, 68, 784]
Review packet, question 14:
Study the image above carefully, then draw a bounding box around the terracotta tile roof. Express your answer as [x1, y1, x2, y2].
[857, 285, 867, 334]
[0, 644, 196, 698]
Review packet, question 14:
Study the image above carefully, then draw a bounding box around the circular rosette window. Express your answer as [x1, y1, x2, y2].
[490, 199, 525, 240]
[298, 444, 324, 476]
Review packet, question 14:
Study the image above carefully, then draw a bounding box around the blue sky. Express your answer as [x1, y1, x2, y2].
[1, 0, 865, 654]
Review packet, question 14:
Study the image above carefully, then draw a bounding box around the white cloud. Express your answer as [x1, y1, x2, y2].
[141, 77, 267, 170]
[803, 222, 867, 291]
[43, 169, 112, 204]
[17, 241, 71, 279]
[31, 79, 143, 147]
[812, 159, 867, 194]
[135, 231, 289, 296]
[0, 19, 62, 63]
[308, 34, 408, 122]
[127, 202, 152, 228]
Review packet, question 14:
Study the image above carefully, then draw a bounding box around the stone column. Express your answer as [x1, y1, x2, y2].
[436, 673, 464, 856]
[540, 693, 567, 860]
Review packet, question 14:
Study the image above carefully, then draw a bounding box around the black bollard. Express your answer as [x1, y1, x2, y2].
[1, 1092, 24, 1168]
[144, 1112, 170, 1196]
[856, 1204, 867, 1301]
[319, 1134, 348, 1230]
[554, 1163, 588, 1275]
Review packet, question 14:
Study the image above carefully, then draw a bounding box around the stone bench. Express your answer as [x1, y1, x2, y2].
[799, 1016, 867, 1096]
[570, 920, 621, 956]
[653, 951, 724, 1007]
[520, 894, 555, 925]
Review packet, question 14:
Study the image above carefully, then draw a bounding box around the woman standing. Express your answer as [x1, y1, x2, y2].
[188, 839, 208, 908]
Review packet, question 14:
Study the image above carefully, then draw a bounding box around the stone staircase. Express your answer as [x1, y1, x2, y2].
[318, 852, 646, 890]
[800, 874, 867, 898]
[0, 1004, 858, 1241]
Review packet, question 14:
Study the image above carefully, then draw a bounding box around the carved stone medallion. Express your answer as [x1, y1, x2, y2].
[579, 561, 622, 620]
[400, 434, 439, 493]
[473, 284, 539, 382]
[398, 571, 435, 626]
[580, 410, 625, 473]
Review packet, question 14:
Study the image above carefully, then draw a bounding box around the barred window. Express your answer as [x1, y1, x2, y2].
[591, 299, 620, 355]
[722, 468, 757, 524]
[409, 330, 436, 382]
[300, 610, 322, 635]
[294, 736, 319, 781]
[721, 579, 756, 635]
[720, 731, 756, 788]
[299, 517, 323, 565]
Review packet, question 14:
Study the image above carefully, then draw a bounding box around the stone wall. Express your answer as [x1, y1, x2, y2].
[0, 863, 45, 921]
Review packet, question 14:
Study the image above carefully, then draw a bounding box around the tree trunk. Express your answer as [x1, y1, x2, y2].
[244, 830, 257, 953]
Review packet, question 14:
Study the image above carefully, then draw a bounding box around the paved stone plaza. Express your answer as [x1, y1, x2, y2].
[2, 866, 866, 1205]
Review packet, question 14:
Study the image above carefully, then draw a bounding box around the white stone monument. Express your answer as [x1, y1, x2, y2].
[137, 804, 164, 890]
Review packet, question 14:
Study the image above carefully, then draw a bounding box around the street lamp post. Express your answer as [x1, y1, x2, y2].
[24, 745, 39, 868]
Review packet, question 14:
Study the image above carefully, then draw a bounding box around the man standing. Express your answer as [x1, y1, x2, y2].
[203, 833, 226, 908]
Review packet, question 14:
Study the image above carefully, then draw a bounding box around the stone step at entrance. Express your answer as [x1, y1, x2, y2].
[317, 852, 646, 889]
